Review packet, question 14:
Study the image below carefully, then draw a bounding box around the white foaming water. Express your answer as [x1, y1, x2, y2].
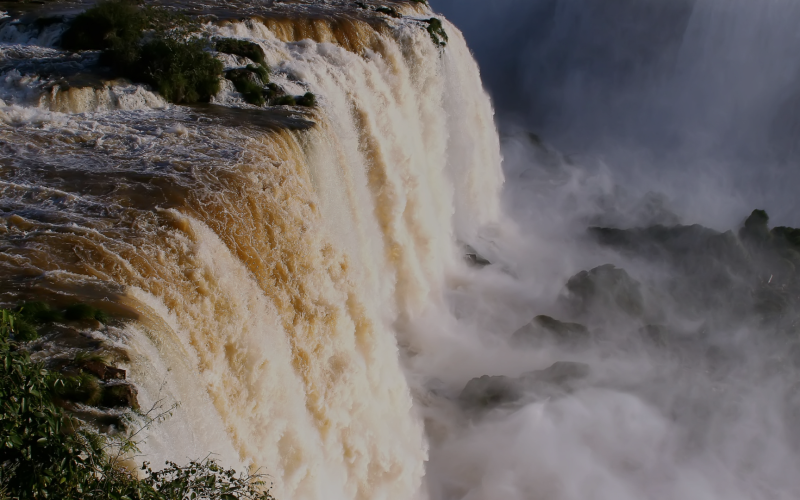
[0, 13, 508, 500]
[6, 4, 800, 500]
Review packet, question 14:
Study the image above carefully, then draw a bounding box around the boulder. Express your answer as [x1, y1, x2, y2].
[463, 244, 491, 267]
[459, 375, 525, 410]
[562, 264, 644, 319]
[101, 383, 139, 410]
[459, 361, 590, 411]
[513, 315, 590, 346]
[79, 360, 126, 381]
[739, 209, 771, 246]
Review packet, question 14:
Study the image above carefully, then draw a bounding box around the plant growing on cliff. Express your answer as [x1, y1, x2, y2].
[0, 309, 274, 499]
[425, 18, 448, 47]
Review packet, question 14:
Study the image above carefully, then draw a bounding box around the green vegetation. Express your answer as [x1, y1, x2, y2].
[226, 64, 270, 106]
[216, 38, 266, 66]
[273, 92, 316, 108]
[64, 302, 109, 323]
[5, 301, 111, 343]
[133, 38, 223, 105]
[425, 18, 448, 47]
[60, 1, 223, 104]
[17, 301, 63, 324]
[273, 95, 296, 106]
[296, 92, 317, 107]
[0, 309, 275, 499]
[60, 0, 147, 52]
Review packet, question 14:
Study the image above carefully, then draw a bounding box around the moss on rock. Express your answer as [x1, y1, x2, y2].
[215, 38, 266, 65]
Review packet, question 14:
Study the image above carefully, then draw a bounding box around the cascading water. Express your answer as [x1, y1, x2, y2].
[0, 5, 503, 499]
[5, 1, 800, 499]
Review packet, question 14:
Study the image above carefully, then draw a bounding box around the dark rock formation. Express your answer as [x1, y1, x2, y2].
[588, 211, 800, 328]
[513, 315, 590, 346]
[562, 264, 644, 319]
[77, 359, 126, 382]
[101, 383, 139, 410]
[464, 244, 491, 267]
[459, 361, 590, 411]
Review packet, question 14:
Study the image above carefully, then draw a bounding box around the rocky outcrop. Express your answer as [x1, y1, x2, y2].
[588, 210, 800, 328]
[513, 315, 590, 346]
[459, 361, 590, 411]
[562, 264, 645, 320]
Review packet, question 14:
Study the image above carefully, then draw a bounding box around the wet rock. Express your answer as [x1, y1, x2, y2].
[589, 224, 750, 274]
[739, 209, 771, 246]
[459, 361, 590, 411]
[563, 264, 644, 319]
[773, 226, 800, 251]
[71, 409, 126, 434]
[464, 245, 491, 267]
[513, 315, 590, 346]
[101, 383, 139, 410]
[459, 375, 525, 410]
[78, 360, 126, 381]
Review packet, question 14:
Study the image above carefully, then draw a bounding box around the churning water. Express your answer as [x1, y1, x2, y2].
[2, 1, 800, 499]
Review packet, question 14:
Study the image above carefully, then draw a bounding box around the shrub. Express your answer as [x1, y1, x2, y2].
[296, 92, 317, 107]
[248, 63, 270, 83]
[60, 0, 147, 52]
[131, 38, 223, 104]
[11, 317, 38, 342]
[16, 301, 63, 324]
[61, 2, 224, 105]
[0, 309, 276, 499]
[226, 65, 270, 106]
[273, 95, 296, 106]
[142, 459, 275, 500]
[216, 38, 266, 65]
[64, 302, 109, 323]
[425, 18, 448, 47]
[265, 82, 281, 100]
[57, 372, 104, 406]
[273, 93, 316, 107]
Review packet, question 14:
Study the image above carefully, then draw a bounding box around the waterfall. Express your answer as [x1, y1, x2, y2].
[0, 11, 503, 500]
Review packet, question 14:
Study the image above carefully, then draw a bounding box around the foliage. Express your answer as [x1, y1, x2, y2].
[142, 458, 275, 500]
[130, 37, 223, 104]
[0, 309, 274, 499]
[16, 302, 63, 324]
[296, 92, 317, 107]
[64, 302, 109, 323]
[0, 309, 105, 497]
[216, 39, 266, 66]
[60, 0, 147, 52]
[61, 1, 224, 104]
[226, 65, 270, 106]
[56, 371, 104, 406]
[273, 92, 316, 108]
[425, 18, 448, 47]
[248, 64, 270, 84]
